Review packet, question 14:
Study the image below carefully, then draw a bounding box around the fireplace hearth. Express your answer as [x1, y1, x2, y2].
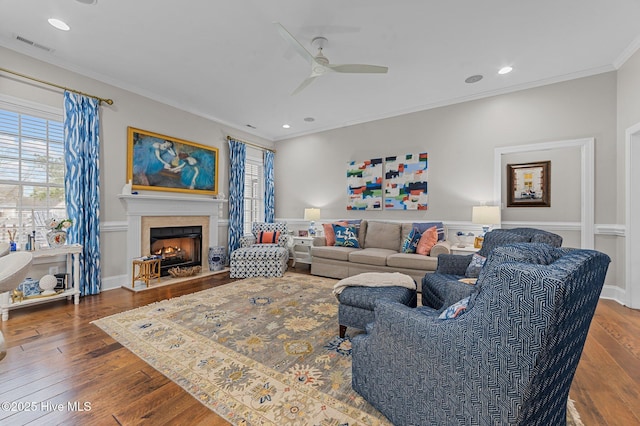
[150, 225, 202, 276]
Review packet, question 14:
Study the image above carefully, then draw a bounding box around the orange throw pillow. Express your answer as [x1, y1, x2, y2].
[322, 221, 348, 246]
[416, 226, 438, 255]
[257, 230, 281, 244]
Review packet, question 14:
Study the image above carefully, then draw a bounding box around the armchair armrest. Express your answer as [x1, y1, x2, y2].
[239, 235, 256, 248]
[435, 253, 473, 275]
[430, 240, 451, 257]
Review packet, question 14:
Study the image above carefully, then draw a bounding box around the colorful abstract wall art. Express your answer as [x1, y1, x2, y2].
[347, 158, 383, 210]
[384, 153, 429, 210]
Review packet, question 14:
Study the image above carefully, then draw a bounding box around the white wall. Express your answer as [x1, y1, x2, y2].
[1, 46, 274, 285]
[275, 72, 620, 288]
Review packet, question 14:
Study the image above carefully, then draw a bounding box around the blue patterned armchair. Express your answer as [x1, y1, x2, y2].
[352, 243, 610, 426]
[422, 227, 563, 311]
[229, 222, 290, 278]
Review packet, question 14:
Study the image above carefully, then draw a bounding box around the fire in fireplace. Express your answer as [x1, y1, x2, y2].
[150, 225, 202, 276]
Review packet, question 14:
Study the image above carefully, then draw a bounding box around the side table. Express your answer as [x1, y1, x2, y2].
[132, 257, 161, 288]
[450, 245, 480, 256]
[291, 236, 314, 268]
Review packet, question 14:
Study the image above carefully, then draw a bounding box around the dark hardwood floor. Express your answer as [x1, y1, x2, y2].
[1, 269, 638, 425]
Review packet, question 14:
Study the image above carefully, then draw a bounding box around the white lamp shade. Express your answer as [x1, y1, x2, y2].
[303, 208, 321, 221]
[472, 206, 501, 225]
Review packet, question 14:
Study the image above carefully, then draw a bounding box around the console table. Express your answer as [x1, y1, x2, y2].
[0, 244, 82, 321]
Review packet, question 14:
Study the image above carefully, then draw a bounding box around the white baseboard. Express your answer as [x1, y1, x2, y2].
[599, 284, 626, 306]
[101, 274, 127, 291]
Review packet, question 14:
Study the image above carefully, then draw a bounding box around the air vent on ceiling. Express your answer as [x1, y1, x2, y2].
[15, 35, 54, 52]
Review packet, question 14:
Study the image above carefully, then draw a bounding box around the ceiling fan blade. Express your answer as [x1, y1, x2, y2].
[291, 76, 318, 95]
[328, 64, 389, 74]
[273, 22, 315, 65]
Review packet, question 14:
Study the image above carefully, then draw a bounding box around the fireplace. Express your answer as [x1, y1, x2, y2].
[150, 225, 202, 276]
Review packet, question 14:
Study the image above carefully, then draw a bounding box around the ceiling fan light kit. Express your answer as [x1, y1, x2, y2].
[274, 22, 389, 95]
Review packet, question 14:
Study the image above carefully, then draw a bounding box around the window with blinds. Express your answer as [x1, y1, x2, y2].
[243, 158, 264, 235]
[0, 106, 66, 247]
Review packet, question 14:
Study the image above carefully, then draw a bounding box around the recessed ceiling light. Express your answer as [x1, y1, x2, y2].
[304, 117, 315, 122]
[75, 0, 98, 4]
[498, 66, 513, 75]
[465, 74, 483, 84]
[282, 124, 291, 129]
[48, 18, 70, 31]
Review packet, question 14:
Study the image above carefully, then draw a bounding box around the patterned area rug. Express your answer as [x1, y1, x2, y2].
[93, 272, 582, 425]
[93, 273, 388, 425]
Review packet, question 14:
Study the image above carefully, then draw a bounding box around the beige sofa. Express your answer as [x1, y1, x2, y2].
[310, 220, 451, 290]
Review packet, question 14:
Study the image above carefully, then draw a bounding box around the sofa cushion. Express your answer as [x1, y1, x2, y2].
[413, 221, 446, 241]
[401, 228, 421, 253]
[349, 248, 396, 266]
[333, 224, 361, 247]
[311, 245, 359, 261]
[257, 230, 281, 244]
[465, 253, 487, 278]
[386, 253, 438, 270]
[416, 226, 438, 255]
[322, 221, 348, 246]
[364, 221, 402, 251]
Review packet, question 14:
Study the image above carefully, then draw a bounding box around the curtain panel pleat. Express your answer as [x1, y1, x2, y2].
[63, 91, 101, 296]
[228, 139, 246, 255]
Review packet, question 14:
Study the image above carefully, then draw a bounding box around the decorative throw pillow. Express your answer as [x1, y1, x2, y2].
[438, 296, 470, 320]
[333, 225, 360, 248]
[413, 221, 446, 241]
[401, 228, 422, 253]
[465, 253, 487, 278]
[416, 226, 438, 255]
[322, 221, 348, 246]
[257, 230, 281, 244]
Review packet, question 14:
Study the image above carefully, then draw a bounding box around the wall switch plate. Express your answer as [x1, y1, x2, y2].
[48, 266, 59, 275]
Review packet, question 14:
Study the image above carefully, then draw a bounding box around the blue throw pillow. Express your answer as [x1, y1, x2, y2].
[401, 228, 422, 253]
[465, 253, 487, 278]
[333, 225, 360, 248]
[439, 296, 470, 319]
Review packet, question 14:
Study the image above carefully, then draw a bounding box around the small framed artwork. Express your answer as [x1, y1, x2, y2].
[298, 230, 309, 237]
[506, 161, 551, 207]
[127, 127, 219, 196]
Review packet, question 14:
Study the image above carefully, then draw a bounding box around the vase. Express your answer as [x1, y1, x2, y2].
[208, 246, 226, 271]
[47, 230, 67, 248]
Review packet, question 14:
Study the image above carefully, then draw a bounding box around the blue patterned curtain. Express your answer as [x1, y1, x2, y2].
[264, 150, 275, 223]
[63, 91, 101, 296]
[228, 139, 246, 255]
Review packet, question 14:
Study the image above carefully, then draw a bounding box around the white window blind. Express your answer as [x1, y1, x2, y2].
[243, 156, 264, 235]
[0, 103, 66, 248]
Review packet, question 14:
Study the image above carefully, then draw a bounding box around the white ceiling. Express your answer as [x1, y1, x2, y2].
[1, 0, 640, 142]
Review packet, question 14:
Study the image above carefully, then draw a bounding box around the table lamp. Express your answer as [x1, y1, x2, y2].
[304, 208, 321, 236]
[472, 205, 501, 236]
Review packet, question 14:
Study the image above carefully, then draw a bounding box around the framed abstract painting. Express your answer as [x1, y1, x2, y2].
[384, 152, 429, 210]
[127, 127, 219, 196]
[347, 158, 383, 210]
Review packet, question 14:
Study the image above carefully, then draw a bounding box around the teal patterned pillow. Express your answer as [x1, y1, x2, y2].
[438, 296, 470, 319]
[465, 253, 487, 278]
[333, 225, 360, 248]
[401, 228, 422, 253]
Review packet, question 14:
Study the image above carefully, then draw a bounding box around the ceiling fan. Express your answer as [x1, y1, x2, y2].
[274, 22, 389, 95]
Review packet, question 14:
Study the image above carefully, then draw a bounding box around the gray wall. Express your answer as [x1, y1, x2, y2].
[275, 72, 620, 287]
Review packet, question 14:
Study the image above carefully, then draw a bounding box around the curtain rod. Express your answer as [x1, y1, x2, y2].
[0, 67, 114, 105]
[226, 135, 276, 153]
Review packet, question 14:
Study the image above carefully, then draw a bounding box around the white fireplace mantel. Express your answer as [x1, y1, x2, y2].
[118, 194, 226, 284]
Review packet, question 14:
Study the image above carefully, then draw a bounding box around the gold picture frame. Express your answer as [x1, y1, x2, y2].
[506, 161, 550, 207]
[127, 127, 219, 196]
